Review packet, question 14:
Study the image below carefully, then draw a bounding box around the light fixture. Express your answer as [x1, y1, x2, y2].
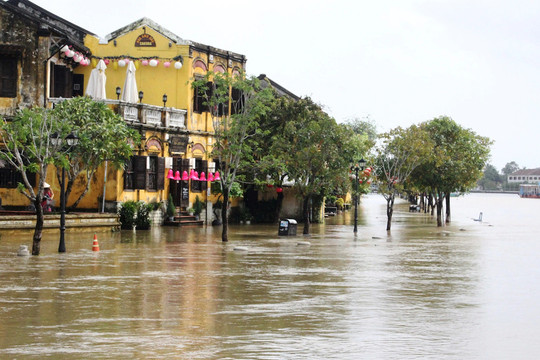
[213, 171, 221, 181]
[138, 91, 144, 103]
[50, 132, 60, 146]
[174, 171, 181, 181]
[116, 86, 121, 100]
[182, 171, 189, 181]
[162, 94, 168, 107]
[208, 173, 214, 182]
[167, 169, 174, 179]
[65, 132, 79, 147]
[199, 172, 206, 181]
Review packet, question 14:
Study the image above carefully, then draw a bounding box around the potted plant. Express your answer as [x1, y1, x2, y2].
[193, 195, 204, 220]
[166, 194, 176, 221]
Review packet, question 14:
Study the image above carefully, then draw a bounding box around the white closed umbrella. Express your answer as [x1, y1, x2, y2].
[122, 61, 138, 103]
[85, 59, 107, 99]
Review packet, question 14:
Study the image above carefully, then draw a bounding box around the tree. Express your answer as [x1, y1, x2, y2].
[193, 72, 275, 241]
[344, 115, 377, 141]
[50, 97, 140, 210]
[478, 163, 502, 190]
[411, 116, 492, 226]
[374, 124, 433, 231]
[0, 108, 71, 255]
[501, 161, 520, 176]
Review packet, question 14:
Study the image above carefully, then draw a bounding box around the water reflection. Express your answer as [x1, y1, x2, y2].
[1, 194, 540, 358]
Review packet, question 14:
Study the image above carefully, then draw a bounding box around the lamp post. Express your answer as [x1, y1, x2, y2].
[351, 158, 366, 234]
[162, 94, 168, 107]
[116, 86, 121, 100]
[138, 90, 144, 103]
[50, 132, 79, 252]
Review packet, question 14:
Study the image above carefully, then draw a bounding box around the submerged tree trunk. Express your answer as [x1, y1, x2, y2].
[386, 193, 395, 231]
[274, 191, 284, 224]
[302, 195, 310, 235]
[445, 192, 451, 223]
[32, 198, 44, 255]
[435, 191, 444, 227]
[221, 187, 230, 242]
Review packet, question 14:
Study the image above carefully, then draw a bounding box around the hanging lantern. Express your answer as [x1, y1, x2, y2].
[163, 61, 171, 68]
[199, 172, 207, 181]
[276, 187, 283, 193]
[182, 171, 189, 181]
[266, 184, 274, 188]
[73, 53, 82, 62]
[213, 171, 221, 181]
[135, 60, 140, 69]
[91, 58, 98, 67]
[104, 59, 110, 65]
[174, 61, 183, 69]
[113, 61, 118, 70]
[174, 171, 181, 181]
[149, 59, 159, 67]
[118, 59, 126, 67]
[208, 172, 214, 182]
[141, 59, 149, 66]
[67, 50, 75, 57]
[167, 169, 174, 179]
[124, 58, 130, 63]
[61, 45, 70, 53]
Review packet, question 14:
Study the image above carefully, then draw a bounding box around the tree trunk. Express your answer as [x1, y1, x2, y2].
[302, 195, 310, 235]
[386, 194, 395, 231]
[445, 193, 451, 223]
[435, 191, 444, 227]
[32, 198, 44, 255]
[221, 187, 230, 242]
[275, 191, 284, 224]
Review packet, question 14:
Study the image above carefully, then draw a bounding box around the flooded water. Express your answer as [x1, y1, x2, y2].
[1, 193, 540, 359]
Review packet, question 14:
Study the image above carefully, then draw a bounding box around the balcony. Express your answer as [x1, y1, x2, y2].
[48, 98, 187, 130]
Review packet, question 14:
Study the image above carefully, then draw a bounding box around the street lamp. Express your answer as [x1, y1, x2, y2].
[351, 158, 366, 234]
[162, 93, 168, 107]
[116, 86, 121, 100]
[50, 132, 79, 252]
[138, 90, 144, 103]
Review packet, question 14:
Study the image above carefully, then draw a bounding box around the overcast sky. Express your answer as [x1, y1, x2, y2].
[29, 0, 540, 170]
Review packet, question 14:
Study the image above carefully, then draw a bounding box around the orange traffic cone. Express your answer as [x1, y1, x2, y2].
[92, 234, 100, 252]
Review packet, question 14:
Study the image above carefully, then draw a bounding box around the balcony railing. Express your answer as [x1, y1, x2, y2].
[48, 98, 187, 129]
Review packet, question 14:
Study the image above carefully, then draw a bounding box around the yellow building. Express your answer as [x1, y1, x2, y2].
[70, 18, 247, 220]
[0, 1, 247, 224]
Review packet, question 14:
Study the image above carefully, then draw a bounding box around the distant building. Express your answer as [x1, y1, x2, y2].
[507, 168, 540, 183]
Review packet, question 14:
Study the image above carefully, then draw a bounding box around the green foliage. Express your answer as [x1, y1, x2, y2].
[50, 97, 141, 209]
[335, 198, 345, 210]
[501, 161, 520, 175]
[193, 195, 204, 215]
[135, 202, 152, 230]
[118, 201, 152, 230]
[119, 201, 137, 229]
[478, 163, 502, 190]
[166, 194, 176, 217]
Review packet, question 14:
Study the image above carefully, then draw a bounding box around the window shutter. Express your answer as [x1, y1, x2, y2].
[133, 155, 147, 190]
[157, 157, 165, 190]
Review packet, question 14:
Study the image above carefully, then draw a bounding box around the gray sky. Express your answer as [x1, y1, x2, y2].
[30, 0, 540, 170]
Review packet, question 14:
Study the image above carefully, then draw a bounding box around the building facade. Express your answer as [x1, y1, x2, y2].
[0, 0, 247, 223]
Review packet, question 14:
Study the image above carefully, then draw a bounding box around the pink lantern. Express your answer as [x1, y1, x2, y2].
[213, 171, 221, 181]
[199, 172, 207, 181]
[104, 59, 110, 65]
[174, 171, 181, 181]
[167, 169, 174, 179]
[276, 187, 283, 193]
[163, 61, 171, 68]
[189, 170, 199, 181]
[182, 171, 189, 181]
[141, 59, 149, 66]
[208, 172, 214, 182]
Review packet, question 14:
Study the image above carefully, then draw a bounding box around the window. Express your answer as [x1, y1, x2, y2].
[230, 87, 244, 115]
[193, 81, 212, 114]
[0, 163, 35, 188]
[0, 55, 17, 98]
[124, 156, 164, 190]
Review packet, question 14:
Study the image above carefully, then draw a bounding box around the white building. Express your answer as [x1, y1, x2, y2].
[507, 168, 540, 183]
